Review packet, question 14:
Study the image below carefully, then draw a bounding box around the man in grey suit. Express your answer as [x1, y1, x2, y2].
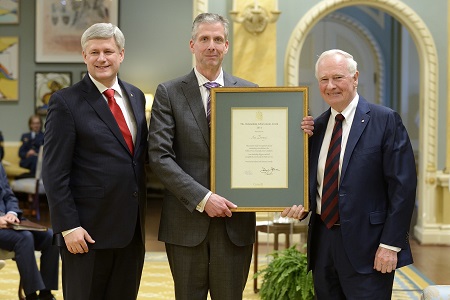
[148, 13, 257, 300]
[42, 23, 148, 300]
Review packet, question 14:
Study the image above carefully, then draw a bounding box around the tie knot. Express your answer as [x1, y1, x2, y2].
[335, 114, 345, 122]
[103, 89, 115, 99]
[204, 82, 220, 90]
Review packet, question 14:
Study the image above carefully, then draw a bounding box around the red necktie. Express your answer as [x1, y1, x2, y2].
[204, 82, 220, 127]
[103, 89, 134, 154]
[321, 114, 345, 228]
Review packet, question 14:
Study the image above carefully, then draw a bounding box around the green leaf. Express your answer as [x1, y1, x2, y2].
[257, 245, 315, 300]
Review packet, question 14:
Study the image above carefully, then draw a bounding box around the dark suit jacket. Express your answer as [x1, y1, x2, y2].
[307, 96, 416, 274]
[148, 70, 256, 247]
[42, 75, 148, 249]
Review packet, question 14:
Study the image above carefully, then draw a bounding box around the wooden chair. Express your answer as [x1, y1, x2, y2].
[10, 146, 45, 220]
[0, 248, 25, 300]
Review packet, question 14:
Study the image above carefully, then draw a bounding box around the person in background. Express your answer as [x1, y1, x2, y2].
[42, 23, 148, 300]
[0, 163, 59, 300]
[282, 49, 417, 299]
[18, 115, 44, 176]
[148, 13, 313, 300]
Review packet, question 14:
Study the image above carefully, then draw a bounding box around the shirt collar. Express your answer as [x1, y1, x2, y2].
[89, 74, 123, 98]
[193, 68, 224, 87]
[330, 93, 359, 121]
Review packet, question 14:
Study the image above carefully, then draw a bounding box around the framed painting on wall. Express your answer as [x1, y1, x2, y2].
[35, 72, 72, 116]
[35, 0, 119, 63]
[0, 36, 19, 101]
[0, 0, 19, 24]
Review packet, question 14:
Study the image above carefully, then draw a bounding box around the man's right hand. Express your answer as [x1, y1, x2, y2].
[204, 193, 236, 218]
[281, 204, 307, 220]
[64, 227, 95, 254]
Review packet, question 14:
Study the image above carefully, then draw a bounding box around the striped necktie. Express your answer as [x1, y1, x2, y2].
[203, 82, 220, 127]
[321, 113, 345, 228]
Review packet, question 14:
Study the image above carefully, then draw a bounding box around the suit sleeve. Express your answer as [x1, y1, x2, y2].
[42, 92, 81, 233]
[380, 111, 416, 249]
[148, 83, 209, 212]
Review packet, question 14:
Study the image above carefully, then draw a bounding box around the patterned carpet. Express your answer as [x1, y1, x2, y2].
[0, 252, 433, 299]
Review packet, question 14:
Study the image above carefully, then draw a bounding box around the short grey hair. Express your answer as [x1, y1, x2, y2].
[81, 23, 125, 51]
[315, 49, 358, 79]
[191, 13, 229, 41]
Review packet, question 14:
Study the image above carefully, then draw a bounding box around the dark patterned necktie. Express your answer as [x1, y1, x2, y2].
[321, 113, 345, 228]
[203, 82, 220, 127]
[103, 89, 134, 154]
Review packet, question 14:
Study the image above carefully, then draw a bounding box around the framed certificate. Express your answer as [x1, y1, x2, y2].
[210, 87, 309, 212]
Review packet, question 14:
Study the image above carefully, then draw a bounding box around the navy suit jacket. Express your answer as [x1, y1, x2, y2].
[307, 96, 416, 274]
[19, 131, 44, 159]
[148, 70, 256, 247]
[42, 75, 148, 249]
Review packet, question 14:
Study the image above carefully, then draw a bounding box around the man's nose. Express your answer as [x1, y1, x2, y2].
[324, 79, 337, 88]
[207, 40, 216, 50]
[98, 52, 107, 60]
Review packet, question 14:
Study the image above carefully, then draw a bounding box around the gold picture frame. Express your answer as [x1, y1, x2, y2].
[210, 87, 309, 212]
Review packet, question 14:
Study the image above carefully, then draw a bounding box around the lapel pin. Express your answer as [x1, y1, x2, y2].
[361, 119, 365, 123]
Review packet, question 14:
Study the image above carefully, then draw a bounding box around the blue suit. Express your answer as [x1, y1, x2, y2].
[0, 163, 59, 296]
[307, 97, 416, 298]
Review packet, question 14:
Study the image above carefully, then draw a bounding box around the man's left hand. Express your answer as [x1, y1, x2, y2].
[374, 246, 398, 273]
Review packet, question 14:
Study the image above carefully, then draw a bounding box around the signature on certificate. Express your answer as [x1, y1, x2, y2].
[260, 167, 280, 175]
[251, 135, 268, 140]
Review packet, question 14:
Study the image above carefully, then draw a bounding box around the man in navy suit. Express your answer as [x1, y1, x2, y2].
[283, 49, 417, 299]
[0, 163, 59, 300]
[42, 23, 148, 300]
[18, 115, 44, 176]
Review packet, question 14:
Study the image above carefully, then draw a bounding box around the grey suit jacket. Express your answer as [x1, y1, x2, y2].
[42, 75, 148, 249]
[148, 70, 256, 247]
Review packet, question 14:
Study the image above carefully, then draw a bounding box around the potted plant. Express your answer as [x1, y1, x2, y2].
[256, 245, 315, 300]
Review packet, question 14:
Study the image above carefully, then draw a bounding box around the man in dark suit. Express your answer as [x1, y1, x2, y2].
[282, 49, 417, 299]
[0, 163, 59, 300]
[148, 13, 257, 300]
[42, 23, 148, 300]
[18, 115, 44, 176]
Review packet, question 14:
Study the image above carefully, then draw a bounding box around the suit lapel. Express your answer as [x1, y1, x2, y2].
[81, 76, 132, 156]
[181, 70, 210, 148]
[223, 72, 237, 86]
[340, 98, 370, 182]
